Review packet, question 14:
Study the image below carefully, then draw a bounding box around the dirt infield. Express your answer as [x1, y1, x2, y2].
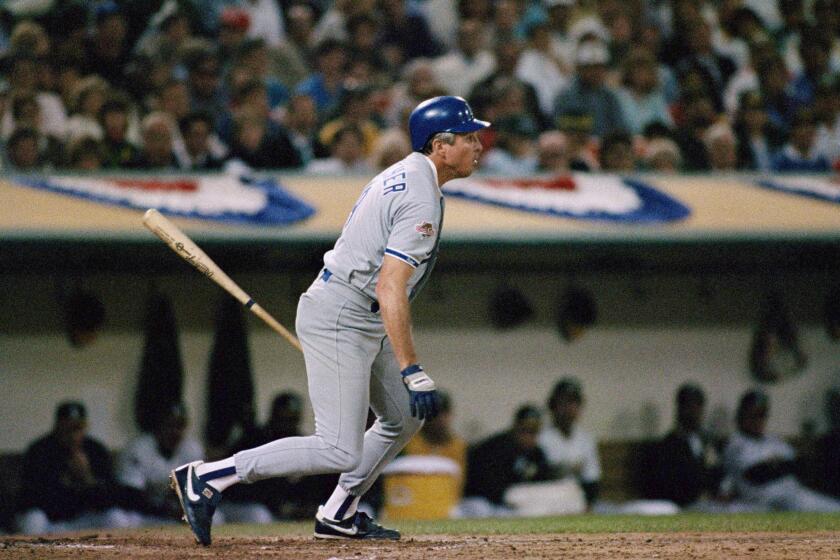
[2, 531, 840, 559]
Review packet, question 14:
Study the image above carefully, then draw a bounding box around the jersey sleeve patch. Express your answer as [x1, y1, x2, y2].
[384, 247, 420, 268]
[415, 221, 436, 238]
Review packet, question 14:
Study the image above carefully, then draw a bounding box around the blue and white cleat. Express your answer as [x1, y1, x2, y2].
[170, 461, 221, 546]
[313, 506, 400, 540]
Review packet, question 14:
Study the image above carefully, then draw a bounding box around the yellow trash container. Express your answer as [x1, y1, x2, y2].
[382, 455, 461, 520]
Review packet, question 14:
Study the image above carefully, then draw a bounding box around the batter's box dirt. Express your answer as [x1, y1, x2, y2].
[2, 531, 840, 559]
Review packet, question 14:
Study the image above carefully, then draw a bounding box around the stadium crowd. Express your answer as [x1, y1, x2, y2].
[0, 0, 838, 174]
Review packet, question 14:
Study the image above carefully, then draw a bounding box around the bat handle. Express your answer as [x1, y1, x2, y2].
[250, 303, 303, 353]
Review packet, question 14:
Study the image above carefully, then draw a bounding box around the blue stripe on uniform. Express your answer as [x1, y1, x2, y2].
[198, 465, 237, 481]
[384, 247, 419, 267]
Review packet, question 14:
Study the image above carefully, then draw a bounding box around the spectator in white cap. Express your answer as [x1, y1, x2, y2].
[552, 37, 628, 139]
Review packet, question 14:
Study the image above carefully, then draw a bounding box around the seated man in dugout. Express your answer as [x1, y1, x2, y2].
[15, 402, 148, 534]
[538, 377, 601, 510]
[721, 390, 840, 512]
[462, 404, 553, 516]
[649, 383, 724, 509]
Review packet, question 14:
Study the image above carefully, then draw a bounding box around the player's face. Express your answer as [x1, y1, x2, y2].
[442, 132, 483, 178]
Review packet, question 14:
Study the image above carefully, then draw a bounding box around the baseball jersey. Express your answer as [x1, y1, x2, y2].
[323, 152, 444, 303]
[722, 430, 796, 492]
[538, 424, 601, 483]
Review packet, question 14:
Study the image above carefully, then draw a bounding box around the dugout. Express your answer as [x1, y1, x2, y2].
[1, 172, 839, 510]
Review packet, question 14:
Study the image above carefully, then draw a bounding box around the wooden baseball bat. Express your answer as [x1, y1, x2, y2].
[142, 209, 303, 353]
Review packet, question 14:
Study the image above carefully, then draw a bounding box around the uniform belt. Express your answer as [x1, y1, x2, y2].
[320, 269, 380, 313]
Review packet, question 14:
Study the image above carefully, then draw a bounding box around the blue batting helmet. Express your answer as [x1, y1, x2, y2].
[408, 96, 490, 152]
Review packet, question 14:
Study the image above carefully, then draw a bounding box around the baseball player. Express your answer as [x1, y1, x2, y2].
[170, 96, 489, 545]
[721, 390, 840, 512]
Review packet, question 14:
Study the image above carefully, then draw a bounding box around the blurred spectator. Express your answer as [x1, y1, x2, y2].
[65, 136, 105, 171]
[674, 16, 737, 112]
[178, 111, 226, 170]
[722, 34, 777, 118]
[284, 92, 325, 165]
[771, 108, 831, 172]
[82, 1, 131, 91]
[271, 3, 315, 89]
[433, 19, 496, 98]
[388, 58, 446, 129]
[649, 383, 722, 508]
[464, 404, 552, 509]
[235, 38, 289, 112]
[814, 388, 840, 498]
[616, 47, 674, 135]
[129, 111, 179, 170]
[295, 38, 349, 116]
[217, 6, 251, 73]
[491, 0, 523, 43]
[65, 76, 109, 144]
[703, 122, 738, 171]
[516, 20, 570, 119]
[775, 0, 807, 74]
[721, 390, 840, 512]
[227, 391, 335, 520]
[673, 90, 717, 171]
[228, 108, 302, 170]
[472, 41, 545, 130]
[553, 38, 627, 139]
[116, 402, 203, 525]
[133, 1, 195, 61]
[812, 80, 840, 166]
[599, 130, 636, 172]
[318, 86, 382, 156]
[481, 114, 538, 175]
[185, 47, 228, 128]
[544, 0, 577, 74]
[5, 91, 64, 165]
[241, 0, 286, 48]
[3, 53, 67, 140]
[369, 127, 411, 171]
[15, 401, 145, 535]
[344, 13, 382, 74]
[306, 123, 373, 175]
[557, 111, 599, 171]
[6, 126, 45, 171]
[789, 30, 832, 111]
[539, 377, 600, 508]
[733, 90, 785, 171]
[756, 53, 797, 133]
[403, 391, 467, 493]
[99, 94, 140, 169]
[312, 0, 371, 45]
[378, 0, 441, 69]
[536, 131, 570, 174]
[643, 137, 683, 172]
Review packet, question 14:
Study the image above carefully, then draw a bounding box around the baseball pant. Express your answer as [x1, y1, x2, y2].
[234, 276, 423, 498]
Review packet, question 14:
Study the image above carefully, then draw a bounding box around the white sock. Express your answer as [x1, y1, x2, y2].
[322, 486, 359, 521]
[195, 457, 239, 492]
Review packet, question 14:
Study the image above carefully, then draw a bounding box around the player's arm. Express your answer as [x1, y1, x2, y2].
[377, 255, 439, 420]
[377, 255, 417, 370]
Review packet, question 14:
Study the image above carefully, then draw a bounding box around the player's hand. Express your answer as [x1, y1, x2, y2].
[401, 364, 440, 421]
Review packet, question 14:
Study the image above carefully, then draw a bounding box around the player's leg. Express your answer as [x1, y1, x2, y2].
[171, 289, 377, 545]
[315, 337, 421, 539]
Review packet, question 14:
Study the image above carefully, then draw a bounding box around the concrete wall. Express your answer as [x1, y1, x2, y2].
[1, 269, 838, 452]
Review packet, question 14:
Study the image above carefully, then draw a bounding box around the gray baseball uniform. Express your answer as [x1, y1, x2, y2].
[234, 152, 443, 498]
